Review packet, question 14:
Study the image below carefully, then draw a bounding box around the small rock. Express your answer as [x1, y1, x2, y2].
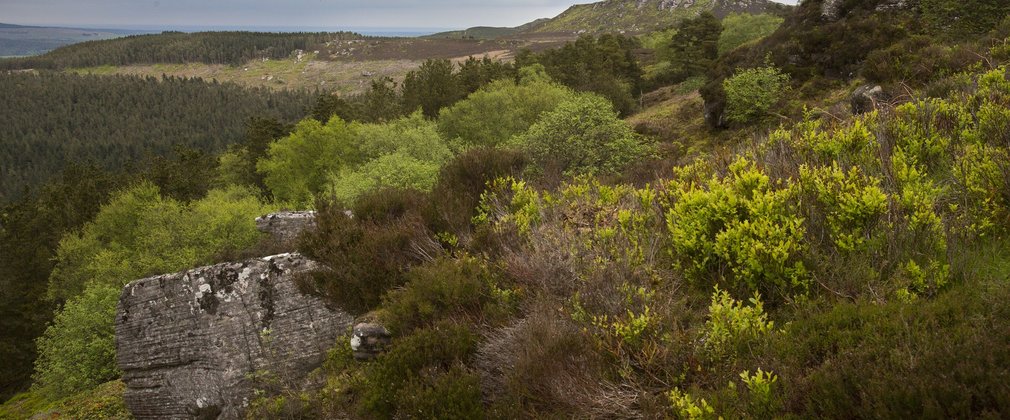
[351, 323, 391, 361]
[851, 85, 885, 115]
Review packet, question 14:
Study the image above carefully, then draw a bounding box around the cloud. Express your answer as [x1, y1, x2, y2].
[0, 0, 797, 29]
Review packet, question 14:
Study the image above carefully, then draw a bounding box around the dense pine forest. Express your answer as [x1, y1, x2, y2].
[2, 0, 1010, 418]
[0, 72, 313, 203]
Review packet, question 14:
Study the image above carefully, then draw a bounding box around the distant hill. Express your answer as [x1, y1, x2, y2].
[531, 0, 791, 34]
[0, 23, 138, 57]
[426, 19, 550, 40]
[0, 31, 362, 70]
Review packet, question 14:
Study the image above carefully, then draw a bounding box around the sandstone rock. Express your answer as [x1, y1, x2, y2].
[851, 84, 885, 115]
[255, 211, 317, 243]
[116, 253, 353, 419]
[351, 323, 392, 361]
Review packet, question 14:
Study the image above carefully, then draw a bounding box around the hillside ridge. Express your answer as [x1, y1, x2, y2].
[533, 0, 791, 34]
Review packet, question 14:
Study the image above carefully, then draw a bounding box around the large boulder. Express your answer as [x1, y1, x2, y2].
[115, 253, 353, 419]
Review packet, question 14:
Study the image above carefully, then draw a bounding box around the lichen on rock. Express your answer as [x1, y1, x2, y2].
[115, 253, 354, 419]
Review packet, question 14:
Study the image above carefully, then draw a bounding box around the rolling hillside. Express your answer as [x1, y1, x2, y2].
[426, 19, 550, 40]
[532, 0, 791, 34]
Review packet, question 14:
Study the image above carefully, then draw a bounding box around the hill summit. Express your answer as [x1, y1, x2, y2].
[533, 0, 790, 34]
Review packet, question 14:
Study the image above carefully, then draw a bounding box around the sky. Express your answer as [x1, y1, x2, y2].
[0, 0, 800, 31]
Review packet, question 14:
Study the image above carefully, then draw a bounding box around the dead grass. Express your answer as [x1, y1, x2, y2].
[65, 36, 576, 94]
[70, 55, 421, 94]
[476, 304, 643, 418]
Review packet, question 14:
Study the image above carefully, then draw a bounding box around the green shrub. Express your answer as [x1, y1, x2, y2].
[722, 64, 790, 124]
[297, 197, 437, 314]
[510, 94, 651, 179]
[889, 98, 970, 174]
[798, 164, 888, 253]
[31, 285, 120, 398]
[666, 158, 808, 298]
[257, 117, 361, 207]
[394, 365, 485, 419]
[358, 322, 479, 418]
[921, 0, 1010, 38]
[429, 147, 528, 235]
[862, 36, 979, 85]
[739, 369, 779, 418]
[890, 149, 949, 299]
[351, 187, 430, 224]
[381, 257, 505, 334]
[473, 176, 542, 236]
[783, 114, 880, 168]
[669, 387, 717, 420]
[318, 112, 453, 206]
[767, 276, 1010, 418]
[56, 380, 133, 420]
[48, 183, 273, 302]
[701, 287, 775, 361]
[952, 143, 1009, 237]
[437, 75, 576, 150]
[326, 152, 445, 205]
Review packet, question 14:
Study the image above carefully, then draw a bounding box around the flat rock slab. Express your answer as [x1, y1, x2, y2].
[116, 253, 352, 419]
[255, 211, 317, 243]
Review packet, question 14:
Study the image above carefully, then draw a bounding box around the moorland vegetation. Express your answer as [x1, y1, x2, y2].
[2, 0, 1010, 418]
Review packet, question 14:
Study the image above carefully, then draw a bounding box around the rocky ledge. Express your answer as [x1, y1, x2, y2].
[115, 253, 353, 419]
[255, 211, 318, 243]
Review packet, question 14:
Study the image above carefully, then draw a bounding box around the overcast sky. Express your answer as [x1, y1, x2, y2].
[1, 0, 800, 30]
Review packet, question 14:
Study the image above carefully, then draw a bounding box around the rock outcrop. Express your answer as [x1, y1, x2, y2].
[255, 211, 317, 243]
[116, 253, 353, 419]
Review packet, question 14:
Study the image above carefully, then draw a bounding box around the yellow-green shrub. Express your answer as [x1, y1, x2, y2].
[666, 158, 808, 297]
[702, 287, 775, 361]
[952, 143, 1009, 237]
[890, 98, 970, 173]
[799, 163, 888, 252]
[891, 150, 950, 299]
